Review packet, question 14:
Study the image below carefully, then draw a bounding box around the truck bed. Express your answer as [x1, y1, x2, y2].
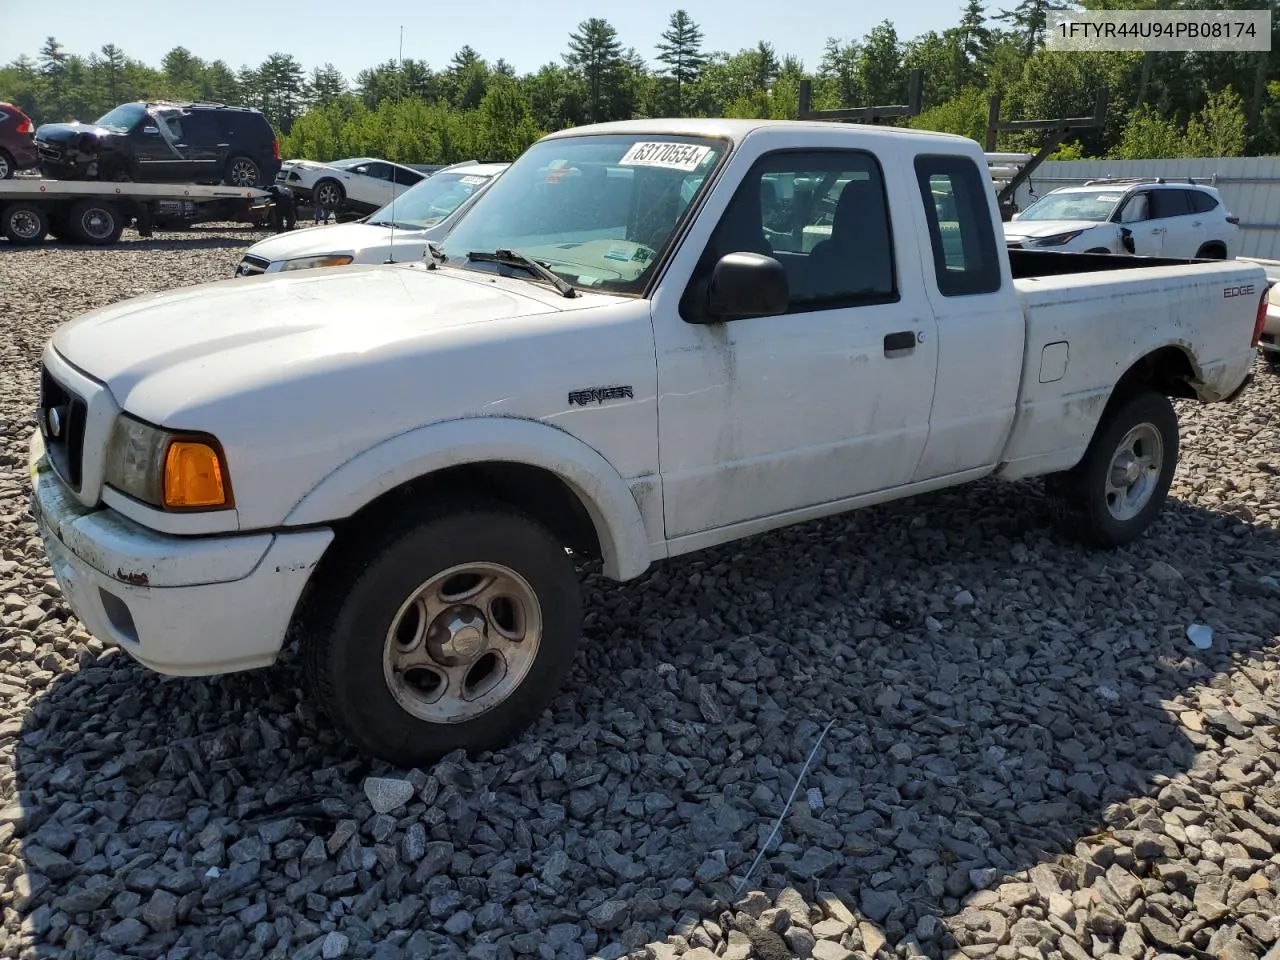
[997, 255, 1265, 481]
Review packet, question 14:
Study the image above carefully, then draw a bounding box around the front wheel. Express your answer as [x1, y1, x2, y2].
[312, 178, 345, 210]
[300, 500, 584, 766]
[1046, 389, 1179, 548]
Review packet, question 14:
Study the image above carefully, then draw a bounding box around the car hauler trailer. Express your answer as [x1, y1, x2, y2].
[0, 178, 278, 246]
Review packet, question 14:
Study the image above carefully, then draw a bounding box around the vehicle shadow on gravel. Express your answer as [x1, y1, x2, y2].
[7, 478, 1280, 959]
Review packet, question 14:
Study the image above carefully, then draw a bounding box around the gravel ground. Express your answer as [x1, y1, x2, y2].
[0, 229, 1279, 960]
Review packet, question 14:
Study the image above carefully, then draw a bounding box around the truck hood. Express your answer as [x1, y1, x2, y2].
[1003, 219, 1106, 240]
[35, 121, 110, 143]
[51, 263, 603, 416]
[245, 221, 431, 266]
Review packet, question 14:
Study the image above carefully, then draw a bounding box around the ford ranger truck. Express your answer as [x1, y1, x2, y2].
[29, 119, 1270, 766]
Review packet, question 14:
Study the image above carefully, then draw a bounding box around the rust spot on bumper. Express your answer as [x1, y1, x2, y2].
[115, 569, 150, 587]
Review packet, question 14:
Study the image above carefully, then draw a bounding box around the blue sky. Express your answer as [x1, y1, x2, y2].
[1, 0, 968, 80]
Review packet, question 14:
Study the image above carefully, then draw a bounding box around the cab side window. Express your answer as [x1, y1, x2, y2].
[683, 149, 897, 319]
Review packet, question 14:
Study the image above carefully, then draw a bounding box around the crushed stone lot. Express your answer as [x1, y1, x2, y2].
[0, 228, 1279, 960]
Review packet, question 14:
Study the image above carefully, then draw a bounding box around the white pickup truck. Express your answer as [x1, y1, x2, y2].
[29, 118, 1272, 766]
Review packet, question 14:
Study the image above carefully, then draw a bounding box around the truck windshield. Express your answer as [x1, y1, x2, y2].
[95, 103, 147, 134]
[366, 170, 497, 230]
[1017, 190, 1124, 222]
[437, 134, 727, 296]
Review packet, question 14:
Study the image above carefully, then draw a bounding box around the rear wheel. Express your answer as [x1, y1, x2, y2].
[1045, 389, 1179, 547]
[299, 499, 584, 766]
[1, 202, 48, 245]
[0, 150, 14, 180]
[65, 199, 124, 245]
[225, 155, 262, 187]
[1196, 242, 1227, 259]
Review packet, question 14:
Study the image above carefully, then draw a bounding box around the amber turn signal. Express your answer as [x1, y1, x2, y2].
[164, 441, 229, 508]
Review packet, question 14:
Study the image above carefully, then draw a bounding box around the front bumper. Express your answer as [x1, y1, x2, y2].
[29, 430, 333, 676]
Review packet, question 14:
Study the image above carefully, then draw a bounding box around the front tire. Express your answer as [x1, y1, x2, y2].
[300, 500, 583, 766]
[1046, 390, 1179, 548]
[312, 178, 345, 210]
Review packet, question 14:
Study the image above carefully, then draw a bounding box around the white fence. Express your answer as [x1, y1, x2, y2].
[1010, 156, 1280, 261]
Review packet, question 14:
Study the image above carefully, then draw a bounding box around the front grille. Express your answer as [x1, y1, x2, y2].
[236, 254, 271, 277]
[38, 364, 87, 491]
[36, 141, 62, 162]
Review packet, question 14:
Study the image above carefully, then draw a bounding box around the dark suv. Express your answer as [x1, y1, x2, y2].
[0, 102, 40, 179]
[35, 100, 281, 187]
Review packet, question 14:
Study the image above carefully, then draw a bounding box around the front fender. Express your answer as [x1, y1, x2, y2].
[282, 416, 653, 581]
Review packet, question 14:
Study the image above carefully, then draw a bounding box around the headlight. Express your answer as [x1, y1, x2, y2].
[104, 414, 233, 511]
[1032, 230, 1086, 247]
[279, 254, 354, 271]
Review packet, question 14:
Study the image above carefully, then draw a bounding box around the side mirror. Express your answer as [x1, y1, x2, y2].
[704, 252, 789, 321]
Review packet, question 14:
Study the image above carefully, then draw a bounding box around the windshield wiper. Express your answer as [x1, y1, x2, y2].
[466, 249, 577, 298]
[368, 219, 419, 230]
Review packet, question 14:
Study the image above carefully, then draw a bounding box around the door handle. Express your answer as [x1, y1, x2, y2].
[884, 331, 916, 355]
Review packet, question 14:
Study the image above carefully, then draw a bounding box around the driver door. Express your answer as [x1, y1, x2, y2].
[131, 111, 181, 179]
[347, 162, 396, 207]
[652, 144, 940, 542]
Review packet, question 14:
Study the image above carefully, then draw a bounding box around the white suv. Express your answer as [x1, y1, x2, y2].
[1005, 178, 1240, 259]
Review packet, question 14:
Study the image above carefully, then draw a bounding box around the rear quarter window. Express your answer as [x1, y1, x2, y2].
[1188, 190, 1219, 213]
[913, 153, 1002, 297]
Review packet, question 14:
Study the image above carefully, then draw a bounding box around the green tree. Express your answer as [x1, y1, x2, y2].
[655, 10, 706, 114]
[564, 18, 624, 122]
[161, 46, 204, 97]
[957, 0, 992, 66]
[1184, 86, 1247, 157]
[308, 64, 347, 106]
[478, 73, 543, 158]
[817, 38, 860, 109]
[1114, 104, 1183, 158]
[857, 21, 905, 105]
[994, 0, 1072, 56]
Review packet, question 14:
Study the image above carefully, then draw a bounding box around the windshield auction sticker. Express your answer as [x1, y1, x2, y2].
[619, 142, 713, 172]
[1046, 9, 1270, 51]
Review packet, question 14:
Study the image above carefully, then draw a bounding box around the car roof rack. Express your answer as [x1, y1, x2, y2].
[1082, 175, 1217, 187]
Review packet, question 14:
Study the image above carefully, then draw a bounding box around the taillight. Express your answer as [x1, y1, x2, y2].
[16, 115, 32, 134]
[1226, 214, 1240, 225]
[273, 138, 280, 160]
[1254, 286, 1271, 348]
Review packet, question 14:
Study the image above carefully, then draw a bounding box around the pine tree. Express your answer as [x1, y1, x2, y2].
[655, 10, 706, 114]
[994, 0, 1071, 57]
[308, 64, 347, 106]
[958, 0, 991, 65]
[564, 18, 624, 122]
